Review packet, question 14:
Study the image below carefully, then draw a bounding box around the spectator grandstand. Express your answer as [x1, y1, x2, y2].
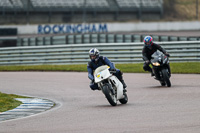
[0, 0, 23, 8]
[30, 0, 109, 9]
[116, 0, 162, 8]
[0, 0, 163, 24]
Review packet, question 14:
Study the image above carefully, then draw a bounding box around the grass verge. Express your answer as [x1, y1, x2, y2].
[0, 62, 199, 74]
[0, 92, 28, 112]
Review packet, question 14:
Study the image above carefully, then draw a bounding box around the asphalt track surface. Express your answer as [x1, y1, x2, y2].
[0, 72, 200, 133]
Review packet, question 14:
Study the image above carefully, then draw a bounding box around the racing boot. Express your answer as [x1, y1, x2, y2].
[121, 79, 127, 93]
[150, 69, 155, 77]
[117, 70, 127, 93]
[168, 64, 171, 77]
[151, 72, 155, 77]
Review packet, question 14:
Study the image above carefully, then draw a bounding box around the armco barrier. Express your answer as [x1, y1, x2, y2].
[0, 41, 199, 66]
[16, 34, 200, 47]
[0, 34, 200, 47]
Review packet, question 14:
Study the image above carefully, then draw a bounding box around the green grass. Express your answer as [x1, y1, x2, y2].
[116, 62, 200, 74]
[170, 62, 200, 74]
[0, 62, 199, 74]
[0, 92, 28, 112]
[0, 64, 87, 72]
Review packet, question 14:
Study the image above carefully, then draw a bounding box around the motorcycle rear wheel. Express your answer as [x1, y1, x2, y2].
[102, 84, 117, 106]
[161, 69, 171, 87]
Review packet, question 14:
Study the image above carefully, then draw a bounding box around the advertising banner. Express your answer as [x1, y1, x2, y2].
[0, 21, 200, 35]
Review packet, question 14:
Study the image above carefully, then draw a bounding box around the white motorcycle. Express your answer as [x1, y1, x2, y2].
[94, 65, 128, 106]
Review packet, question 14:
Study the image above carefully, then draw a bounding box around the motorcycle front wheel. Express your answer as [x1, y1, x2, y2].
[160, 81, 166, 86]
[102, 83, 117, 106]
[119, 93, 128, 104]
[161, 68, 171, 87]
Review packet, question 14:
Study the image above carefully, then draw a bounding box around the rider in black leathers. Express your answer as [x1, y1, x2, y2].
[142, 36, 170, 76]
[87, 48, 127, 92]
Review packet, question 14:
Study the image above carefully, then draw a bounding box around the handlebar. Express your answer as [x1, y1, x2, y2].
[110, 70, 116, 74]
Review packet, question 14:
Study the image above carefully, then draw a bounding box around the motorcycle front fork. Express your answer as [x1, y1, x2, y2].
[167, 64, 171, 77]
[152, 68, 161, 80]
[153, 67, 170, 80]
[99, 80, 116, 95]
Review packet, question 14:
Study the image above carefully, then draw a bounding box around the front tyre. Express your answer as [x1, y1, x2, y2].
[102, 84, 117, 106]
[119, 93, 128, 104]
[160, 81, 166, 86]
[161, 69, 171, 87]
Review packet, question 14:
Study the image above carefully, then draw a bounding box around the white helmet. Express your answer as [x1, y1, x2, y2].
[89, 48, 100, 62]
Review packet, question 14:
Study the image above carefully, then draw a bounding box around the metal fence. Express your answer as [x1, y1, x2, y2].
[0, 41, 199, 66]
[1, 34, 200, 48]
[15, 34, 200, 47]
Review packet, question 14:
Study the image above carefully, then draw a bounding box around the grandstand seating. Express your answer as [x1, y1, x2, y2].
[116, 0, 162, 8]
[30, 0, 109, 8]
[0, 0, 13, 8]
[30, 0, 83, 8]
[141, 0, 163, 7]
[0, 0, 162, 9]
[116, 0, 140, 8]
[0, 0, 23, 8]
[85, 0, 109, 8]
[0, 0, 163, 23]
[10, 0, 23, 8]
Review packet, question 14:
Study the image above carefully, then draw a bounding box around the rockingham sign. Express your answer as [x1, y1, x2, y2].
[0, 21, 200, 35]
[38, 23, 108, 34]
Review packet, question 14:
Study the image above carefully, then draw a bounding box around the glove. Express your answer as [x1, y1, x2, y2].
[145, 60, 150, 65]
[165, 53, 170, 57]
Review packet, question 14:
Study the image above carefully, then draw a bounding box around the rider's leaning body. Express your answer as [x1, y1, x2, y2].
[87, 48, 127, 91]
[87, 56, 115, 81]
[142, 42, 167, 61]
[142, 36, 170, 76]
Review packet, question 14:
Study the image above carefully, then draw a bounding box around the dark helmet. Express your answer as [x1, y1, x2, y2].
[144, 36, 153, 48]
[89, 48, 100, 62]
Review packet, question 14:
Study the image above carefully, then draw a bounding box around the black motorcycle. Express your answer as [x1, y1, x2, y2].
[150, 51, 171, 87]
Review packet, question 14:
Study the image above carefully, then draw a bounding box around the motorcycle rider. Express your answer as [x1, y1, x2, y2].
[142, 36, 171, 76]
[87, 48, 127, 92]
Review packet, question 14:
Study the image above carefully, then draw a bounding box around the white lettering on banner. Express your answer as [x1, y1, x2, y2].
[38, 24, 108, 34]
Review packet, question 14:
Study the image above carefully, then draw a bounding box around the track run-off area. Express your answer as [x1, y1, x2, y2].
[0, 72, 200, 133]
